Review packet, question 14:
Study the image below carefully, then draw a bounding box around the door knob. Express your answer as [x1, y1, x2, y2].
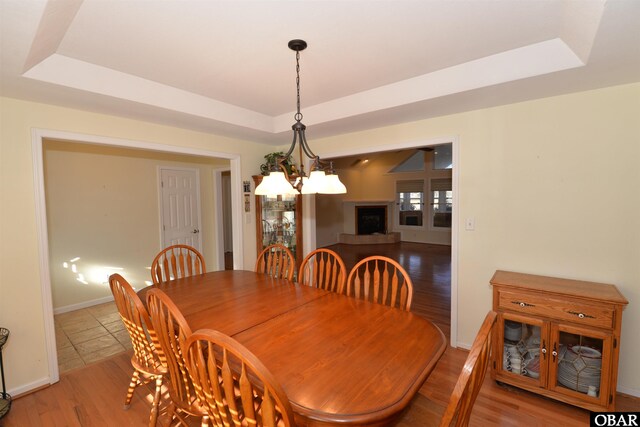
[192, 229, 200, 234]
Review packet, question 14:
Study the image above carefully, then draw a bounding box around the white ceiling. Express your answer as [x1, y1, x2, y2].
[1, 0, 639, 145]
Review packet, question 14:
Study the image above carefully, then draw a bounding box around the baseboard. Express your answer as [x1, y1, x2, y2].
[455, 340, 472, 351]
[617, 385, 640, 398]
[8, 376, 51, 398]
[53, 295, 114, 315]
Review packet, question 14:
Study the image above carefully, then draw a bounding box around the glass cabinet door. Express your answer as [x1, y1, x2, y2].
[259, 194, 298, 259]
[549, 324, 611, 404]
[497, 313, 547, 386]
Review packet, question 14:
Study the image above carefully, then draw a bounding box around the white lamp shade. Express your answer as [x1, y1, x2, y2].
[299, 176, 314, 194]
[301, 170, 326, 194]
[255, 172, 295, 196]
[323, 174, 347, 194]
[254, 174, 271, 195]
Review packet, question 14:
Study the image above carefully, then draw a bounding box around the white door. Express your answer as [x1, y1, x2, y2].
[159, 168, 202, 250]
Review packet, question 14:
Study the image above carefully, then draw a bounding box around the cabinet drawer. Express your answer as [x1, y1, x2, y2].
[497, 290, 614, 329]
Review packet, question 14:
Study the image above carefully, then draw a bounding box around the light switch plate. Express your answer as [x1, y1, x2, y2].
[465, 217, 475, 231]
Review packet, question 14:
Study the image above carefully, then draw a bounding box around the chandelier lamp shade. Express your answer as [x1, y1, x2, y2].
[254, 40, 347, 197]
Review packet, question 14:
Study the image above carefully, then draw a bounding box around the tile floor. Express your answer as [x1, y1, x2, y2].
[54, 302, 131, 373]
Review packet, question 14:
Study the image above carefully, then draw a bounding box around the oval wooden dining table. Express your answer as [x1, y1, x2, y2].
[138, 270, 446, 426]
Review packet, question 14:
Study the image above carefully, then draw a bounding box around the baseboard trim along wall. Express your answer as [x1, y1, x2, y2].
[8, 376, 51, 398]
[53, 295, 115, 315]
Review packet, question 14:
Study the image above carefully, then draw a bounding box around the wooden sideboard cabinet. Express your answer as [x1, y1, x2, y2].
[490, 270, 628, 411]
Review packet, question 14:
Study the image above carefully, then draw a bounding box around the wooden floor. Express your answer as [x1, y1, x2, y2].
[5, 242, 638, 425]
[5, 347, 638, 426]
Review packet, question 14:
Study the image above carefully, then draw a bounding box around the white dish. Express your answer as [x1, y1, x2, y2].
[504, 321, 522, 342]
[570, 345, 602, 359]
[557, 362, 601, 393]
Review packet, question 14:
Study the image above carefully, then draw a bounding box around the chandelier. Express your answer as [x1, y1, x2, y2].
[255, 39, 347, 196]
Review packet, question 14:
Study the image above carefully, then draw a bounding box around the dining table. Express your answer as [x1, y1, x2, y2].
[137, 270, 446, 426]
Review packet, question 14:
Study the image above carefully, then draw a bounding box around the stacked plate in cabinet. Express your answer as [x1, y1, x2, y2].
[557, 345, 602, 394]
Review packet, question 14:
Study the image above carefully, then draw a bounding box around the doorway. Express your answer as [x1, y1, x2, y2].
[221, 171, 233, 269]
[43, 141, 229, 373]
[32, 128, 244, 385]
[310, 136, 459, 346]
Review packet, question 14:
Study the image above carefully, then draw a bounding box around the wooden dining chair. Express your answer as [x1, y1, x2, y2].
[183, 329, 296, 427]
[255, 243, 296, 281]
[151, 244, 206, 284]
[394, 311, 498, 427]
[109, 274, 166, 427]
[298, 248, 346, 293]
[344, 256, 414, 311]
[146, 288, 208, 426]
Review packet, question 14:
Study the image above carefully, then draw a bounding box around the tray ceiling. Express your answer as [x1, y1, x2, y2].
[1, 0, 639, 144]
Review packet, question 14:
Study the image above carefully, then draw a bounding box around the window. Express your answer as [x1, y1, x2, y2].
[399, 192, 423, 211]
[431, 178, 452, 228]
[390, 151, 425, 173]
[432, 144, 453, 170]
[397, 180, 424, 226]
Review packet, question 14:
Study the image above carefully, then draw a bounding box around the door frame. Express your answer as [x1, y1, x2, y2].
[213, 167, 231, 270]
[157, 166, 203, 252]
[31, 128, 244, 386]
[305, 135, 460, 347]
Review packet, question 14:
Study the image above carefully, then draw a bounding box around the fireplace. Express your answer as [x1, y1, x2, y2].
[356, 205, 387, 235]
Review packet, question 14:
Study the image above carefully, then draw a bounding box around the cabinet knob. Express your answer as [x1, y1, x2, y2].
[552, 350, 558, 357]
[568, 310, 595, 319]
[541, 348, 547, 354]
[511, 300, 535, 308]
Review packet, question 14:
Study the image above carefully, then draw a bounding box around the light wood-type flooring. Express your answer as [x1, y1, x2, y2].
[8, 242, 637, 425]
[5, 346, 638, 426]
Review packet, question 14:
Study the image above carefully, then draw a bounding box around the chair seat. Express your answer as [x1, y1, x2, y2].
[130, 355, 166, 378]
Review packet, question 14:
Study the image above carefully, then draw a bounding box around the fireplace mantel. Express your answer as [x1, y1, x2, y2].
[342, 199, 395, 204]
[338, 232, 400, 245]
[337, 201, 400, 244]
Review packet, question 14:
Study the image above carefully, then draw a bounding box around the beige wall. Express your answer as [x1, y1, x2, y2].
[315, 195, 344, 247]
[43, 140, 229, 310]
[1, 82, 639, 396]
[312, 83, 640, 395]
[0, 97, 267, 393]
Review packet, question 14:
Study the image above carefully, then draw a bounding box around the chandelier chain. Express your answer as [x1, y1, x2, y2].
[295, 50, 303, 122]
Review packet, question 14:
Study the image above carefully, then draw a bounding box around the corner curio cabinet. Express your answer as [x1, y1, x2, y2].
[253, 175, 303, 268]
[490, 270, 628, 412]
